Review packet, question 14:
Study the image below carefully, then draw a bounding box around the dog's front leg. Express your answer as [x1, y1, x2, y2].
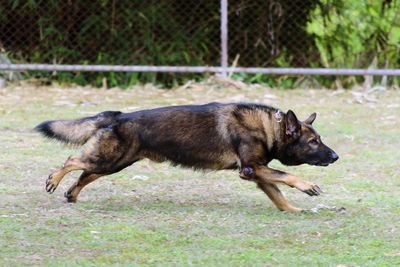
[239, 167, 302, 212]
[257, 182, 303, 212]
[240, 166, 322, 197]
[237, 142, 319, 212]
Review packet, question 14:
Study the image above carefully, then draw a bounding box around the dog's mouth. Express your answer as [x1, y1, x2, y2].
[308, 151, 339, 167]
[310, 161, 331, 167]
[309, 156, 338, 166]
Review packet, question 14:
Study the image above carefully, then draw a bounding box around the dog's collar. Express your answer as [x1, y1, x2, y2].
[272, 109, 284, 159]
[274, 110, 283, 123]
[274, 109, 284, 141]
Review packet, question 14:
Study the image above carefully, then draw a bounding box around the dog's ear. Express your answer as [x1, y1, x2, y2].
[304, 112, 317, 125]
[285, 110, 300, 138]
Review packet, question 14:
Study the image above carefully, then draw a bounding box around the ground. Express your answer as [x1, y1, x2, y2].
[0, 78, 399, 266]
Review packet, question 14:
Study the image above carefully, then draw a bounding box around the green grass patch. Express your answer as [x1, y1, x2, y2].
[0, 83, 399, 266]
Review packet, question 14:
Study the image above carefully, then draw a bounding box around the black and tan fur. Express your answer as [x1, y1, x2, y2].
[35, 103, 338, 212]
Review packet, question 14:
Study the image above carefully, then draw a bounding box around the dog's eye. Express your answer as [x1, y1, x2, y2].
[308, 139, 318, 146]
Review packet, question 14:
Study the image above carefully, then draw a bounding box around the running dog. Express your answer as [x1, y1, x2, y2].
[35, 102, 338, 212]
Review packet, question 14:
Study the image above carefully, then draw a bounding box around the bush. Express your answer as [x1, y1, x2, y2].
[307, 0, 400, 87]
[1, 0, 398, 87]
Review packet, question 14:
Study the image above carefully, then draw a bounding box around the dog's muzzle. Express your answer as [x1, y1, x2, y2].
[321, 151, 339, 166]
[330, 151, 339, 162]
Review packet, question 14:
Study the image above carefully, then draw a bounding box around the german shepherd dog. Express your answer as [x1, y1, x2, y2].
[35, 103, 338, 212]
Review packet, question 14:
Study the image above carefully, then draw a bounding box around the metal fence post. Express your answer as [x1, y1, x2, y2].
[220, 0, 228, 77]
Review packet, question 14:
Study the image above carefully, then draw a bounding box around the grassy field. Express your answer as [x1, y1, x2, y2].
[0, 79, 399, 266]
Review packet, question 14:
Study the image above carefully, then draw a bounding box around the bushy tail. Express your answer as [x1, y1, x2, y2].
[34, 111, 121, 145]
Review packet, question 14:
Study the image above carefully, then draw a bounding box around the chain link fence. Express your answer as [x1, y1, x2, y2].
[0, 0, 399, 85]
[0, 1, 221, 66]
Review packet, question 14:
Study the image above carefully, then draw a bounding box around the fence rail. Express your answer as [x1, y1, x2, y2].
[1, 64, 400, 76]
[0, 0, 399, 85]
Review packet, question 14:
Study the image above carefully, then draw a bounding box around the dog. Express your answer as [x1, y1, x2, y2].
[35, 102, 338, 212]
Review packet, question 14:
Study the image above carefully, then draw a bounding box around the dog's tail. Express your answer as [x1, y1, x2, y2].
[34, 111, 122, 145]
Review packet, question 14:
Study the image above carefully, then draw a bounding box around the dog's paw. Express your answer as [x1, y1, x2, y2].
[45, 174, 59, 194]
[64, 191, 77, 203]
[298, 181, 322, 196]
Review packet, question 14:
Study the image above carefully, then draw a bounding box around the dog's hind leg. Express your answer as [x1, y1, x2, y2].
[45, 156, 89, 194]
[64, 172, 104, 203]
[46, 125, 140, 199]
[64, 158, 140, 203]
[256, 182, 302, 212]
[45, 128, 120, 194]
[62, 126, 140, 202]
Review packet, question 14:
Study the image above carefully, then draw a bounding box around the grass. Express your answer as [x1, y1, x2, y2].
[0, 80, 399, 266]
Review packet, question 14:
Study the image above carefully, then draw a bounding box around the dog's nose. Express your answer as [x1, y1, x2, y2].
[331, 151, 339, 162]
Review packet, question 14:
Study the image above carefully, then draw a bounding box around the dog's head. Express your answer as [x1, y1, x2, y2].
[279, 110, 338, 166]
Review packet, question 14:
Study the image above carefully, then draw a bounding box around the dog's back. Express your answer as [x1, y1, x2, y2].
[122, 103, 244, 169]
[35, 102, 278, 170]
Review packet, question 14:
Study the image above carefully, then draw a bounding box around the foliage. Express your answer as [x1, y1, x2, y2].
[0, 0, 220, 87]
[0, 0, 320, 87]
[0, 0, 399, 87]
[307, 0, 400, 87]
